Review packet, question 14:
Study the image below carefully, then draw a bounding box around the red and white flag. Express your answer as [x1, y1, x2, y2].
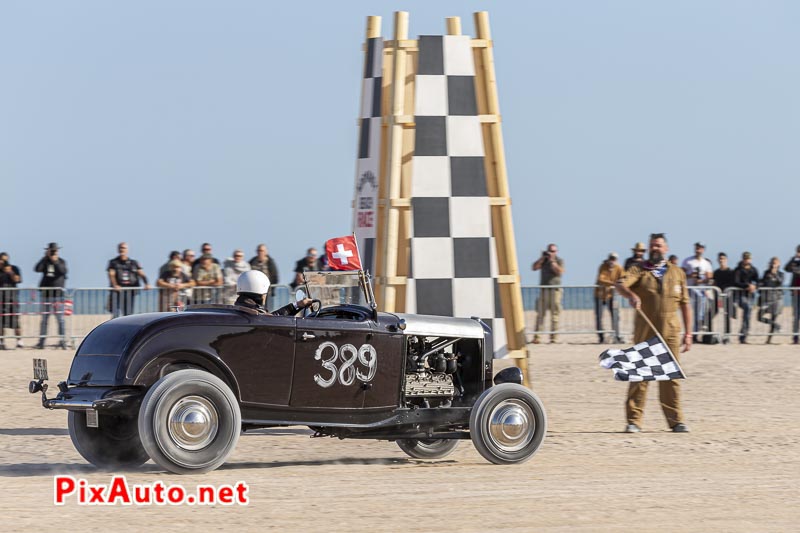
[325, 236, 363, 271]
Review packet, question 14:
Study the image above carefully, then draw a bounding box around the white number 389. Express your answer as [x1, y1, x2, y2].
[313, 342, 378, 388]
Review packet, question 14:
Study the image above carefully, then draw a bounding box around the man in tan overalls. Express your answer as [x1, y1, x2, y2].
[616, 233, 693, 433]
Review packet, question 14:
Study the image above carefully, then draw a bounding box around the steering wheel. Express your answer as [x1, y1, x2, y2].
[305, 299, 322, 317]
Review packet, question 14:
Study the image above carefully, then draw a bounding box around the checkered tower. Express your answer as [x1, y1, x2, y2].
[351, 13, 526, 365]
[351, 31, 382, 275]
[404, 34, 507, 356]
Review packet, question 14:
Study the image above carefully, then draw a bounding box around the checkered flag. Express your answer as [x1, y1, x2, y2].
[598, 337, 686, 382]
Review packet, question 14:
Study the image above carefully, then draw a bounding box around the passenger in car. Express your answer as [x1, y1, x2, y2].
[234, 271, 312, 316]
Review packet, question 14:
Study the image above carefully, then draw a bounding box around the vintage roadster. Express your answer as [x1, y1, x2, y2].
[29, 271, 546, 474]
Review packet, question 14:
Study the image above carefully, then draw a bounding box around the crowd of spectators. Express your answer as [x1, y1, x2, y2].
[0, 241, 334, 348]
[2, 239, 799, 348]
[526, 240, 800, 346]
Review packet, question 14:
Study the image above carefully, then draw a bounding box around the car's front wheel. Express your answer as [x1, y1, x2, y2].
[396, 438, 460, 459]
[68, 411, 149, 469]
[469, 383, 547, 465]
[138, 369, 241, 474]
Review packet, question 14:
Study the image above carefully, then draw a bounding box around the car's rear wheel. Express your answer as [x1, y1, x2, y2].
[138, 369, 240, 474]
[469, 383, 547, 465]
[68, 411, 149, 469]
[396, 438, 460, 459]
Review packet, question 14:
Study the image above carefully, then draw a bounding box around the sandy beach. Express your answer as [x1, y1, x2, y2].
[0, 342, 798, 531]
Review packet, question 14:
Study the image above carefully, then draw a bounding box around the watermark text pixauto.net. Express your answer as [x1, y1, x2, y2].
[54, 475, 249, 506]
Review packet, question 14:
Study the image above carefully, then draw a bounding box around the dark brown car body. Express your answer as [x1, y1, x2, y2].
[59, 304, 495, 439]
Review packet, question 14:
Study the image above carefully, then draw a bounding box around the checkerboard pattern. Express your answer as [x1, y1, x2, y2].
[599, 337, 686, 382]
[352, 36, 382, 274]
[404, 35, 508, 357]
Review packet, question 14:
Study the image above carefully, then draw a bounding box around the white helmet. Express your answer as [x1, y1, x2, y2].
[237, 270, 270, 295]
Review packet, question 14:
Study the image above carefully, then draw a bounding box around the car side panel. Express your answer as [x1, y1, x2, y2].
[362, 329, 404, 408]
[290, 318, 371, 409]
[126, 319, 296, 406]
[212, 316, 296, 406]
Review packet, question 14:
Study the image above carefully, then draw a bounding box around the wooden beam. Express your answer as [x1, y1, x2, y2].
[379, 11, 410, 313]
[373, 21, 391, 307]
[366, 15, 381, 39]
[474, 11, 530, 385]
[446, 17, 462, 36]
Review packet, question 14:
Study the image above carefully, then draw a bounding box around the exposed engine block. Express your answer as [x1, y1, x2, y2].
[404, 372, 455, 397]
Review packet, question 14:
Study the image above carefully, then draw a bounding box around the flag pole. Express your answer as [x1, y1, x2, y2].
[634, 307, 688, 378]
[352, 232, 365, 272]
[352, 232, 377, 312]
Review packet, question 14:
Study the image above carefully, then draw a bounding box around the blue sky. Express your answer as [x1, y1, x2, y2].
[1, 1, 798, 287]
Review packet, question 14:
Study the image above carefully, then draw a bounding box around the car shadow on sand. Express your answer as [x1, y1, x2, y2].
[0, 463, 162, 477]
[218, 457, 419, 471]
[0, 427, 69, 436]
[0, 457, 453, 477]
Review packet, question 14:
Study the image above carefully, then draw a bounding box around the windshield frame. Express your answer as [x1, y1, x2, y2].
[298, 270, 376, 311]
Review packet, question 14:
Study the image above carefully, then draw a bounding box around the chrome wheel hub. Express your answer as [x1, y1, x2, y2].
[167, 396, 219, 451]
[488, 399, 534, 452]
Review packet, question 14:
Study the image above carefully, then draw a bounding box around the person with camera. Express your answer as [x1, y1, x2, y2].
[733, 252, 759, 344]
[758, 257, 784, 344]
[34, 242, 68, 349]
[108, 242, 150, 318]
[594, 252, 624, 344]
[532, 244, 565, 344]
[785, 245, 800, 344]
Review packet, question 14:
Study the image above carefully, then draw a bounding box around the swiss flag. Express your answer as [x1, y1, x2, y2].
[325, 236, 362, 271]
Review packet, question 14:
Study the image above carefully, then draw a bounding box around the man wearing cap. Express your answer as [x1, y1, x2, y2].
[158, 251, 182, 278]
[682, 242, 714, 337]
[615, 233, 692, 433]
[624, 242, 646, 271]
[594, 252, 624, 343]
[157, 260, 195, 311]
[34, 242, 68, 349]
[733, 252, 759, 344]
[784, 245, 800, 344]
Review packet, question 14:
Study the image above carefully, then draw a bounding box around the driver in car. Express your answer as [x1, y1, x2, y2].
[235, 271, 313, 316]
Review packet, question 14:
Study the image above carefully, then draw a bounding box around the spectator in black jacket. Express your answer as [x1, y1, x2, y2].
[733, 252, 759, 344]
[34, 242, 68, 349]
[758, 257, 784, 343]
[713, 252, 737, 340]
[785, 245, 800, 344]
[108, 242, 150, 318]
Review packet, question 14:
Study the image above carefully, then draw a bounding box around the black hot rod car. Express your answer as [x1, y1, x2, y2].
[30, 271, 546, 474]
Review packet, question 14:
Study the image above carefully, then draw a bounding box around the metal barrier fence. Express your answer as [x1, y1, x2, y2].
[0, 287, 69, 348]
[2, 285, 798, 347]
[522, 285, 798, 344]
[723, 287, 799, 343]
[0, 285, 292, 349]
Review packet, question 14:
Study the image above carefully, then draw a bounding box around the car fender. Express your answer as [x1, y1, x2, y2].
[131, 349, 241, 401]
